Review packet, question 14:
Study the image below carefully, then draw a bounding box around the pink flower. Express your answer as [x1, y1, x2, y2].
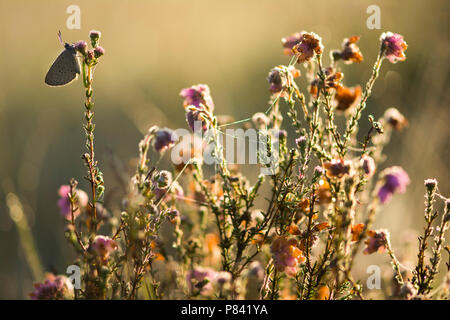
[364, 229, 390, 255]
[377, 166, 410, 204]
[271, 236, 305, 277]
[186, 266, 217, 295]
[180, 84, 214, 111]
[90, 235, 117, 262]
[57, 185, 88, 220]
[154, 128, 178, 152]
[380, 32, 407, 63]
[29, 273, 74, 300]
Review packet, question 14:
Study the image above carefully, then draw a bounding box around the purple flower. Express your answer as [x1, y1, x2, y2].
[180, 84, 214, 111]
[93, 46, 105, 58]
[73, 41, 88, 55]
[57, 185, 88, 220]
[364, 229, 390, 255]
[380, 32, 407, 63]
[90, 235, 117, 263]
[89, 30, 101, 41]
[186, 109, 208, 132]
[29, 274, 74, 300]
[281, 32, 305, 56]
[154, 128, 178, 152]
[267, 67, 286, 93]
[186, 266, 217, 295]
[377, 166, 410, 204]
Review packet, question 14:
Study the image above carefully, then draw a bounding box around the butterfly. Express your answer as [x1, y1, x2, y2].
[45, 31, 80, 86]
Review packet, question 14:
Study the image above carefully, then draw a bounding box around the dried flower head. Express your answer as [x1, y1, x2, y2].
[334, 85, 362, 112]
[380, 32, 407, 63]
[332, 36, 364, 64]
[281, 32, 305, 56]
[377, 166, 410, 204]
[383, 107, 408, 131]
[361, 155, 376, 177]
[424, 178, 438, 193]
[364, 229, 390, 254]
[292, 32, 323, 64]
[57, 185, 88, 220]
[271, 236, 305, 277]
[29, 274, 74, 300]
[252, 112, 269, 129]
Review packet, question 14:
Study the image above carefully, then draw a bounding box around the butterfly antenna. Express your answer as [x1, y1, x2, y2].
[57, 30, 63, 45]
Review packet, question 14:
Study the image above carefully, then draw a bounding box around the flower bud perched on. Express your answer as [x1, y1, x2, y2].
[380, 32, 407, 63]
[29, 274, 74, 300]
[74, 41, 88, 55]
[281, 32, 305, 56]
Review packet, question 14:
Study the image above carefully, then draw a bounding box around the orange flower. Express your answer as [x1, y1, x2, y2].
[351, 223, 365, 241]
[316, 285, 330, 300]
[334, 85, 362, 112]
[332, 36, 364, 64]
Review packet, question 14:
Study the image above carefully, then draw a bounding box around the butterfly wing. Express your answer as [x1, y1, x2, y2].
[45, 48, 80, 86]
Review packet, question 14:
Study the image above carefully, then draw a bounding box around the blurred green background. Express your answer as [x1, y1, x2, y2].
[0, 0, 448, 299]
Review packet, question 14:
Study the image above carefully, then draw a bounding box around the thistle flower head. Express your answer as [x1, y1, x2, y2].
[89, 30, 101, 47]
[73, 41, 88, 55]
[377, 166, 410, 204]
[29, 274, 74, 300]
[380, 32, 407, 63]
[93, 46, 105, 58]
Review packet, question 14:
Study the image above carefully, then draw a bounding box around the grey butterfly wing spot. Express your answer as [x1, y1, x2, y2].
[45, 45, 81, 86]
